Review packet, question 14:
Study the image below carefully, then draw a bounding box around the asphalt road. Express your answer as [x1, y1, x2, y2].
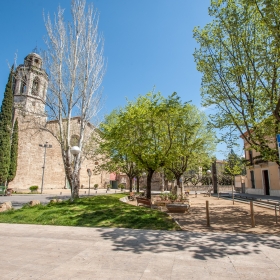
[0, 194, 68, 209]
[0, 189, 122, 209]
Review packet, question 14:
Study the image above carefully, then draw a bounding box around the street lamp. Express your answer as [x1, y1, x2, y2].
[70, 146, 81, 200]
[87, 168, 92, 196]
[206, 170, 211, 197]
[39, 142, 52, 194]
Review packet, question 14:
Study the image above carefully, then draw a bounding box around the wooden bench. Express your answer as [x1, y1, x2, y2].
[0, 186, 7, 196]
[136, 197, 152, 208]
[128, 192, 136, 201]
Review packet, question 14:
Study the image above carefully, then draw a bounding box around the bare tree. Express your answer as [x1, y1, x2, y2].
[43, 0, 105, 198]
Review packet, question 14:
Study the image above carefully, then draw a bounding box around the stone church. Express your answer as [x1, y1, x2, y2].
[9, 53, 109, 192]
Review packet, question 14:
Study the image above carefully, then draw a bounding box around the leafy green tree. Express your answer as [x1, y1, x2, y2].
[95, 110, 141, 192]
[8, 119, 18, 183]
[224, 150, 245, 179]
[100, 92, 215, 199]
[0, 69, 14, 185]
[165, 105, 215, 186]
[193, 0, 280, 162]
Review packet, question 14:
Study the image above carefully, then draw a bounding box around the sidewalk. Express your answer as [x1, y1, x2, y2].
[0, 223, 279, 279]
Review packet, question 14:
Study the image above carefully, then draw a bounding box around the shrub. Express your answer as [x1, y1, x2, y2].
[93, 184, 98, 190]
[118, 184, 125, 190]
[29, 186, 39, 192]
[160, 193, 168, 201]
[168, 193, 178, 202]
[107, 184, 111, 190]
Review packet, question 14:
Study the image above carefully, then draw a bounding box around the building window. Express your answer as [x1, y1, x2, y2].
[32, 77, 40, 95]
[20, 78, 27, 94]
[249, 150, 253, 165]
[250, 170, 255, 189]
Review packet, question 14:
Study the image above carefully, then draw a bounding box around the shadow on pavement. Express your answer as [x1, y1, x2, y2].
[96, 227, 280, 260]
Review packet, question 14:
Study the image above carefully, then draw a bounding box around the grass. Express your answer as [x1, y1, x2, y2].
[0, 194, 180, 230]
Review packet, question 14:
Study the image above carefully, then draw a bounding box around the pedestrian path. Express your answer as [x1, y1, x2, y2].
[0, 223, 279, 279]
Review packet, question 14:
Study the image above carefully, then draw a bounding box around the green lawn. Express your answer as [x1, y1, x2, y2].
[0, 194, 180, 230]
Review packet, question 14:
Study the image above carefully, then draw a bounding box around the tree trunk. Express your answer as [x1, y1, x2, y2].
[72, 168, 80, 199]
[176, 175, 181, 195]
[146, 169, 154, 199]
[129, 177, 133, 192]
[161, 173, 164, 192]
[136, 176, 140, 193]
[212, 161, 218, 194]
[164, 179, 169, 191]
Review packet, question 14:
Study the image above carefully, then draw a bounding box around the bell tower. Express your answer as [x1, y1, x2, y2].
[13, 53, 48, 117]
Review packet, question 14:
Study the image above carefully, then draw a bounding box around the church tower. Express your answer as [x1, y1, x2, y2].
[13, 53, 48, 117]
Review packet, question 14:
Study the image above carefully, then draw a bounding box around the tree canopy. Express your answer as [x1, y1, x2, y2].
[99, 92, 216, 198]
[193, 0, 280, 162]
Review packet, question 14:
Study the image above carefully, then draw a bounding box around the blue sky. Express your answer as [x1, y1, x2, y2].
[0, 0, 242, 159]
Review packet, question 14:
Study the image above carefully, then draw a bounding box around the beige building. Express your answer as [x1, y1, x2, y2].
[242, 134, 280, 197]
[9, 52, 108, 192]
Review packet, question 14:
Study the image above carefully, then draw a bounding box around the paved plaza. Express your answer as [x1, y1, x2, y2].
[0, 223, 279, 279]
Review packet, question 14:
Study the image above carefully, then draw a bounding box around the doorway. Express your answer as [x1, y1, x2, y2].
[262, 170, 270, 195]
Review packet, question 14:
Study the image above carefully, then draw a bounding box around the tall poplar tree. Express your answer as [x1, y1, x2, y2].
[8, 119, 18, 183]
[0, 69, 14, 185]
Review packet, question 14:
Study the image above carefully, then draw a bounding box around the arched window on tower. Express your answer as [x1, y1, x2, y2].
[20, 76, 27, 94]
[32, 76, 40, 95]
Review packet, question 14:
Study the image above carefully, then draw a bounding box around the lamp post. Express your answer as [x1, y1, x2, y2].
[70, 146, 81, 200]
[39, 142, 52, 194]
[207, 169, 211, 196]
[87, 168, 92, 196]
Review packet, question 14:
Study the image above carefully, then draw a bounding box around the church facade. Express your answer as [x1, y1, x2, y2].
[9, 53, 109, 192]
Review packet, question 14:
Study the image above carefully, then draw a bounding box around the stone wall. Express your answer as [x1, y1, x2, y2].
[9, 113, 109, 191]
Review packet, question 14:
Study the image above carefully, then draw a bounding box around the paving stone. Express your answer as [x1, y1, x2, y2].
[0, 223, 279, 279]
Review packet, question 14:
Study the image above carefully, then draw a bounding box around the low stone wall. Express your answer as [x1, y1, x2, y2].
[184, 185, 233, 192]
[245, 188, 264, 195]
[270, 189, 280, 197]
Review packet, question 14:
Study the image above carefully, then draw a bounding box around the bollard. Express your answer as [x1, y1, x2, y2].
[96, 190, 97, 194]
[250, 201, 255, 227]
[115, 190, 116, 193]
[275, 205, 278, 224]
[106, 190, 107, 193]
[85, 191, 86, 194]
[60, 192, 62, 195]
[206, 201, 210, 227]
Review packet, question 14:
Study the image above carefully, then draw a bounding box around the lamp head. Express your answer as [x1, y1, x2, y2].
[70, 146, 81, 155]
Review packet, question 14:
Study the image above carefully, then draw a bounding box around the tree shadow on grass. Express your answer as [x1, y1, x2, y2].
[95, 227, 280, 260]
